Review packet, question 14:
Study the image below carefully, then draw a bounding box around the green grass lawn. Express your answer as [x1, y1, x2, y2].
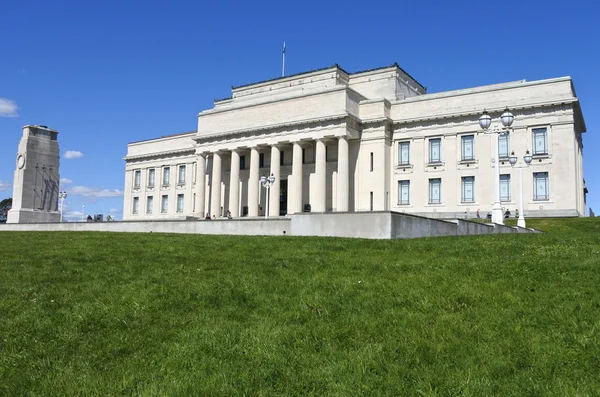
[1, 218, 599, 396]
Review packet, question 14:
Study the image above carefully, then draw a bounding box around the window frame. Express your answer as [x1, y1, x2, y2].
[146, 196, 153, 214]
[461, 135, 475, 161]
[398, 141, 410, 166]
[178, 165, 186, 185]
[398, 180, 410, 205]
[429, 138, 442, 164]
[498, 133, 510, 158]
[428, 178, 442, 204]
[176, 194, 184, 213]
[134, 170, 141, 188]
[162, 167, 170, 186]
[148, 168, 155, 187]
[533, 172, 549, 201]
[161, 195, 168, 213]
[532, 127, 548, 155]
[461, 176, 475, 203]
[500, 174, 511, 202]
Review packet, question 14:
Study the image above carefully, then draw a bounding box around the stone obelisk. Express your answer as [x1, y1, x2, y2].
[7, 125, 61, 223]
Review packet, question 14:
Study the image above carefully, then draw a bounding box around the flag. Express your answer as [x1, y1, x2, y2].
[282, 42, 286, 54]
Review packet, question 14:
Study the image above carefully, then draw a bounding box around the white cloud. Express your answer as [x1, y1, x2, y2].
[0, 181, 10, 191]
[109, 208, 120, 214]
[63, 210, 84, 222]
[64, 151, 84, 159]
[0, 98, 18, 117]
[60, 178, 73, 184]
[69, 185, 123, 198]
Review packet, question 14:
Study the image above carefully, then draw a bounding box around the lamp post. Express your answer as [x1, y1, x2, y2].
[260, 173, 276, 219]
[58, 191, 67, 222]
[82, 205, 85, 222]
[479, 108, 515, 224]
[509, 150, 533, 228]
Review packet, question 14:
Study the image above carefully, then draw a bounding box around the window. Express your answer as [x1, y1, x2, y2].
[398, 180, 410, 205]
[429, 178, 441, 204]
[134, 170, 141, 188]
[429, 138, 441, 163]
[398, 142, 410, 165]
[280, 151, 285, 166]
[461, 176, 475, 203]
[302, 148, 306, 164]
[259, 153, 265, 168]
[370, 192, 374, 211]
[177, 194, 184, 212]
[533, 172, 549, 200]
[178, 165, 186, 184]
[240, 155, 246, 170]
[146, 196, 153, 214]
[532, 128, 548, 155]
[498, 133, 509, 158]
[370, 152, 374, 172]
[500, 174, 511, 202]
[148, 169, 155, 187]
[161, 195, 168, 213]
[162, 167, 170, 186]
[132, 197, 139, 214]
[461, 135, 474, 161]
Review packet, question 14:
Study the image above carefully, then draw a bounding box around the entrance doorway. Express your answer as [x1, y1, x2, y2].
[280, 180, 288, 216]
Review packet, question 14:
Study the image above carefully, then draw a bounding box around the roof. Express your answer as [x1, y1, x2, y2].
[230, 62, 426, 92]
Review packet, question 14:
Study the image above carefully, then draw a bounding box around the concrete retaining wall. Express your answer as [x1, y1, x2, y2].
[391, 213, 458, 238]
[290, 212, 391, 239]
[0, 218, 291, 236]
[0, 212, 538, 239]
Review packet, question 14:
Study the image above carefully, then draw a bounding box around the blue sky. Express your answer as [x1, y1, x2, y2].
[1, 0, 598, 219]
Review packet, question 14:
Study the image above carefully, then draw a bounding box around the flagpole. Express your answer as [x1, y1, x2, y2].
[282, 42, 286, 77]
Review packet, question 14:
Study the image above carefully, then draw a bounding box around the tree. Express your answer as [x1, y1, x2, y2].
[0, 198, 12, 223]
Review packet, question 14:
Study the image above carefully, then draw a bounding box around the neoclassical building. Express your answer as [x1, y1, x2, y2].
[123, 63, 587, 220]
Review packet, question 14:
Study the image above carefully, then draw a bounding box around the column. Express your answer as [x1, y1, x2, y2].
[269, 145, 280, 217]
[210, 152, 222, 218]
[336, 136, 349, 212]
[292, 142, 303, 214]
[195, 153, 206, 217]
[229, 150, 240, 217]
[248, 148, 259, 217]
[314, 139, 327, 212]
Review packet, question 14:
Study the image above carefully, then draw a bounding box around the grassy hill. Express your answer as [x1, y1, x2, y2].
[1, 218, 599, 396]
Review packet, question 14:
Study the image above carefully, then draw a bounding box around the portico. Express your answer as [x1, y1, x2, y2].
[196, 132, 353, 217]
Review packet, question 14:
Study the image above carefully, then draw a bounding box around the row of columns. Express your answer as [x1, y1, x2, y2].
[194, 136, 350, 218]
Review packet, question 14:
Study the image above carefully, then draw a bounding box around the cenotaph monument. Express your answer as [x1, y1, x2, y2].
[7, 125, 61, 223]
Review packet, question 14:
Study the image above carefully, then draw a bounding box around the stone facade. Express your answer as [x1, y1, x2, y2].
[7, 125, 61, 223]
[123, 63, 587, 220]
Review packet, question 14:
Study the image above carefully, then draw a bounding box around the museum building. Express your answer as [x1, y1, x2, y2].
[122, 63, 587, 220]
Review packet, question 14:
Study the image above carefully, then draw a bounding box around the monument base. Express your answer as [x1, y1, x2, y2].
[7, 208, 60, 224]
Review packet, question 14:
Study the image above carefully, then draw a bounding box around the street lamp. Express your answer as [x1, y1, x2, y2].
[58, 191, 67, 222]
[260, 173, 276, 219]
[479, 108, 514, 224]
[509, 150, 533, 228]
[82, 205, 85, 222]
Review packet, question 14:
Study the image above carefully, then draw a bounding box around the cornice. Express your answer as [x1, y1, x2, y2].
[128, 131, 196, 146]
[123, 148, 196, 162]
[391, 76, 573, 106]
[393, 103, 578, 132]
[194, 113, 357, 143]
[392, 99, 579, 126]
